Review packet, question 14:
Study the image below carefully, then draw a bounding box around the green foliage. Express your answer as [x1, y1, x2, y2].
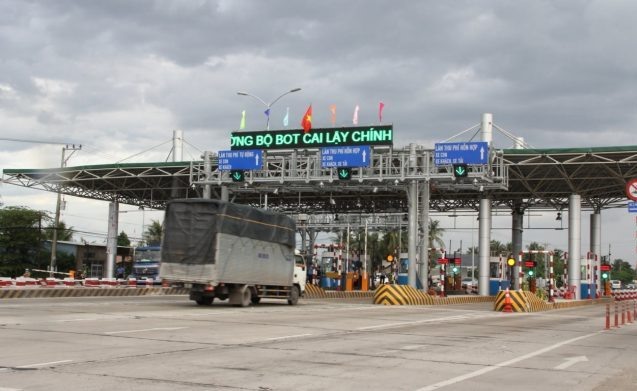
[143, 220, 163, 246]
[43, 221, 74, 241]
[0, 206, 50, 277]
[611, 259, 635, 284]
[117, 231, 131, 247]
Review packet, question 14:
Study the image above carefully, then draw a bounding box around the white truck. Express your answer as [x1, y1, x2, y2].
[159, 199, 306, 306]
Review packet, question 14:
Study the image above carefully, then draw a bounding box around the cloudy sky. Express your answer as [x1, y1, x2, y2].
[0, 1, 635, 263]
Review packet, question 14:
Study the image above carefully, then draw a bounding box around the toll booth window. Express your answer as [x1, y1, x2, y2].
[321, 257, 335, 272]
[489, 262, 498, 278]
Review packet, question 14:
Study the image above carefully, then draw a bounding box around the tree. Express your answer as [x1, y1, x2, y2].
[611, 259, 635, 284]
[43, 221, 74, 241]
[143, 220, 163, 246]
[117, 231, 131, 247]
[428, 219, 445, 250]
[0, 206, 50, 277]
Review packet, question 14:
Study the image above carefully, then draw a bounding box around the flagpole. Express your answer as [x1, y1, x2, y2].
[237, 88, 302, 130]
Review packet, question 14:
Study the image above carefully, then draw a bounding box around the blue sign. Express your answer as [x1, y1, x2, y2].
[321, 146, 371, 168]
[218, 149, 263, 171]
[628, 202, 637, 213]
[434, 142, 489, 166]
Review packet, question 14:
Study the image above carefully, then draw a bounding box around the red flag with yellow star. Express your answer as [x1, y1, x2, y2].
[301, 105, 312, 133]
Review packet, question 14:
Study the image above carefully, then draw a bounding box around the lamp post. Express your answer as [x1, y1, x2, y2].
[237, 87, 301, 130]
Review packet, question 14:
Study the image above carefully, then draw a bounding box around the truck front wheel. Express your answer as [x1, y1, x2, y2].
[287, 285, 300, 305]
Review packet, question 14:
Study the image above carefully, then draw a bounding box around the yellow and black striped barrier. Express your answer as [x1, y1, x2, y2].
[493, 290, 529, 312]
[0, 286, 189, 299]
[373, 285, 494, 306]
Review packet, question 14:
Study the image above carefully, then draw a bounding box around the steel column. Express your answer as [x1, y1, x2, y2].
[478, 197, 491, 295]
[568, 194, 582, 299]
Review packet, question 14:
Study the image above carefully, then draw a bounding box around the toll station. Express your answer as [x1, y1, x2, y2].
[3, 113, 636, 299]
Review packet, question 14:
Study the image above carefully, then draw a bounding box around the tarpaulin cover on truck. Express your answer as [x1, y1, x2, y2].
[161, 199, 296, 266]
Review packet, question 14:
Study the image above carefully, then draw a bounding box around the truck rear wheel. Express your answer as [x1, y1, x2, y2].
[251, 296, 261, 304]
[195, 297, 213, 306]
[287, 285, 300, 305]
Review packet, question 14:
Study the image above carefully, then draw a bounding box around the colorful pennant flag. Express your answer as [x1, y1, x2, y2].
[283, 107, 289, 127]
[301, 105, 312, 133]
[239, 110, 246, 130]
[379, 102, 385, 123]
[329, 104, 336, 126]
[352, 105, 359, 125]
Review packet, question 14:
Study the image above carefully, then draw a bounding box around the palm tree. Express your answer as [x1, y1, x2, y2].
[428, 219, 445, 250]
[44, 221, 74, 241]
[143, 220, 163, 246]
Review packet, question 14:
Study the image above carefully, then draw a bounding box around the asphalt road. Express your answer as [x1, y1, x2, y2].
[0, 295, 636, 391]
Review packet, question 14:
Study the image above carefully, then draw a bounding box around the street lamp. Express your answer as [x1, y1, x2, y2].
[237, 87, 302, 130]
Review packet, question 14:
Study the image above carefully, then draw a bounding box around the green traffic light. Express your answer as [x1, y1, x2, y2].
[528, 270, 534, 277]
[338, 167, 351, 180]
[452, 266, 458, 273]
[230, 170, 245, 182]
[602, 272, 608, 279]
[453, 164, 468, 178]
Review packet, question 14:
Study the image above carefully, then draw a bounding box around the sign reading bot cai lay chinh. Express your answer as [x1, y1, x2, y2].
[230, 125, 393, 150]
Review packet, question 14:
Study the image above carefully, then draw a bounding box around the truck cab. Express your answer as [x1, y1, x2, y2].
[294, 250, 307, 297]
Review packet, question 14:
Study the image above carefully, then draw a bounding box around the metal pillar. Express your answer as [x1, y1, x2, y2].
[568, 194, 582, 299]
[511, 204, 524, 289]
[590, 210, 601, 288]
[106, 201, 119, 278]
[478, 197, 491, 295]
[221, 186, 229, 201]
[203, 151, 212, 199]
[407, 180, 418, 287]
[481, 113, 493, 144]
[419, 180, 430, 291]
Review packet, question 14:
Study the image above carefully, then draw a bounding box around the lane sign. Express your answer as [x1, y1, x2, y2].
[626, 178, 637, 201]
[321, 145, 371, 168]
[628, 201, 637, 213]
[218, 149, 263, 171]
[434, 142, 489, 166]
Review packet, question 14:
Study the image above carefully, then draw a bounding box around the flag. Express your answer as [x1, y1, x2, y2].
[301, 105, 312, 133]
[379, 102, 385, 123]
[283, 107, 289, 127]
[329, 104, 336, 126]
[239, 110, 246, 130]
[353, 105, 359, 125]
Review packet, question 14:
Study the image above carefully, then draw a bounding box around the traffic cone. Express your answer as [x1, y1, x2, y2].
[503, 288, 513, 313]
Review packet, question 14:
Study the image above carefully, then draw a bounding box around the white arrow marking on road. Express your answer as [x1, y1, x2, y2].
[554, 355, 588, 370]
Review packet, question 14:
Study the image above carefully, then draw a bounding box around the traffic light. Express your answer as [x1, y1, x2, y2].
[527, 269, 535, 277]
[452, 266, 459, 274]
[337, 167, 352, 180]
[601, 272, 609, 280]
[507, 257, 516, 267]
[230, 170, 245, 182]
[453, 164, 468, 178]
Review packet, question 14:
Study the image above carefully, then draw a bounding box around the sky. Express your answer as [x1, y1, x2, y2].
[0, 1, 636, 264]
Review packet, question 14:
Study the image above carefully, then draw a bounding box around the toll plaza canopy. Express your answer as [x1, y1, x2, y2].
[3, 144, 637, 214]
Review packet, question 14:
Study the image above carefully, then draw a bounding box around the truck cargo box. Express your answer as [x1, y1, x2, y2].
[160, 199, 296, 287]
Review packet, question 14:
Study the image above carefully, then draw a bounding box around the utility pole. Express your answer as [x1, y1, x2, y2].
[50, 144, 82, 276]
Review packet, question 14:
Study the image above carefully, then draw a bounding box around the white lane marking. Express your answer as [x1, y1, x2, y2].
[357, 313, 494, 331]
[104, 327, 187, 335]
[264, 333, 312, 341]
[17, 360, 73, 368]
[554, 355, 588, 370]
[0, 359, 74, 373]
[415, 331, 600, 391]
[0, 387, 22, 391]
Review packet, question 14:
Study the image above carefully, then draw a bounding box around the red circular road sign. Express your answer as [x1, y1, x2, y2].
[626, 178, 637, 201]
